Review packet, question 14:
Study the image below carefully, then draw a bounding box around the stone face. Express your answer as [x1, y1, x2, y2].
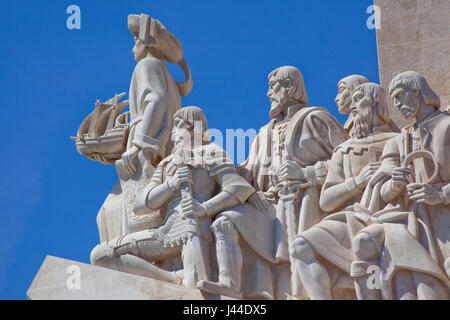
[374, 0, 450, 127]
[27, 255, 205, 300]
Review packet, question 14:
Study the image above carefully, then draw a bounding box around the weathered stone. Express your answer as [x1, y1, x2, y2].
[27, 255, 206, 300]
[374, 0, 450, 128]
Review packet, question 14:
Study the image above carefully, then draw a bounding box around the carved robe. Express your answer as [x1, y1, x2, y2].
[96, 56, 183, 243]
[238, 104, 348, 298]
[128, 56, 181, 162]
[240, 105, 349, 259]
[298, 128, 397, 277]
[360, 110, 450, 298]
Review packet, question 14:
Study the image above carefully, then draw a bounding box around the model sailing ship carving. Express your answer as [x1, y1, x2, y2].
[72, 93, 130, 164]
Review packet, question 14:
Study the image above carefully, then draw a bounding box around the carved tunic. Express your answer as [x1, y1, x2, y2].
[371, 110, 450, 291]
[239, 105, 349, 292]
[321, 129, 398, 212]
[269, 119, 290, 185]
[128, 143, 253, 261]
[298, 129, 397, 274]
[240, 105, 349, 195]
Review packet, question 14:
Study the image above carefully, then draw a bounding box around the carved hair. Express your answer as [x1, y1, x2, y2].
[268, 66, 308, 105]
[173, 106, 211, 142]
[389, 71, 440, 109]
[338, 75, 369, 92]
[353, 83, 390, 124]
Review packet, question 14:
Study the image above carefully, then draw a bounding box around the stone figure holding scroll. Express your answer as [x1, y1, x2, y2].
[350, 72, 450, 300]
[291, 83, 398, 299]
[90, 107, 254, 288]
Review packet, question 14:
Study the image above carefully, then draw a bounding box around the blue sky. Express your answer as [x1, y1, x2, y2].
[0, 0, 378, 299]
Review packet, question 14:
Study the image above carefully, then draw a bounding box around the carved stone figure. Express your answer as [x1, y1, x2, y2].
[75, 14, 194, 243]
[350, 72, 450, 300]
[335, 75, 369, 135]
[239, 66, 349, 298]
[90, 107, 254, 289]
[121, 13, 192, 174]
[291, 83, 398, 299]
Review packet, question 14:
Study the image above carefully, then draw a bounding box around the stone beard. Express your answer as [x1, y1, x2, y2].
[269, 86, 288, 119]
[353, 104, 374, 139]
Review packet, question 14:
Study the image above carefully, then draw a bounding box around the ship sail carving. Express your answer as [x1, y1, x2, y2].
[72, 93, 130, 164]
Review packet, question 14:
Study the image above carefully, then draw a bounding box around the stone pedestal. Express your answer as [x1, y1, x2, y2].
[27, 255, 207, 300]
[374, 0, 450, 126]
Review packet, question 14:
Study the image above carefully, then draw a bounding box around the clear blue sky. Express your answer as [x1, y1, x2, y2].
[0, 0, 378, 299]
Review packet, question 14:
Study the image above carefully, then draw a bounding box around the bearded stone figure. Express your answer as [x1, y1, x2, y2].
[350, 71, 450, 300]
[239, 66, 349, 298]
[290, 83, 397, 299]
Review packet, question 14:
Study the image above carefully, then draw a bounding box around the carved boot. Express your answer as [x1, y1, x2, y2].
[90, 240, 182, 285]
[197, 216, 243, 299]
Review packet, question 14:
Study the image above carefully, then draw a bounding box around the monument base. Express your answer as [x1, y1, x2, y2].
[27, 255, 232, 300]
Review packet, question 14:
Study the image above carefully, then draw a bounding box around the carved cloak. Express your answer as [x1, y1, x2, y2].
[128, 56, 181, 161]
[360, 110, 450, 298]
[239, 106, 349, 257]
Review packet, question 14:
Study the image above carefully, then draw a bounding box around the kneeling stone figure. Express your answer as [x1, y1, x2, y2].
[90, 107, 254, 290]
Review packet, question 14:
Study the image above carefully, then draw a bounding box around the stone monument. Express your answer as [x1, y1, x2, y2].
[28, 9, 449, 300]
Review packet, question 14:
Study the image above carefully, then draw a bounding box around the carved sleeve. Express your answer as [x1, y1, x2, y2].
[134, 158, 171, 215]
[203, 145, 255, 217]
[320, 149, 363, 212]
[442, 184, 450, 205]
[379, 138, 402, 203]
[299, 111, 349, 187]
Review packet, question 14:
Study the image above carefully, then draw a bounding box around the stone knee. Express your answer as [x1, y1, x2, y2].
[211, 215, 239, 241]
[90, 241, 115, 266]
[90, 235, 140, 266]
[352, 230, 382, 262]
[351, 229, 383, 280]
[291, 236, 315, 262]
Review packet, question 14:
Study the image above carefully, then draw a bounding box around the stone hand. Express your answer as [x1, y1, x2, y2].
[249, 191, 272, 212]
[407, 183, 445, 205]
[122, 145, 140, 176]
[354, 162, 381, 187]
[278, 160, 305, 182]
[180, 197, 207, 218]
[390, 167, 414, 192]
[167, 166, 193, 191]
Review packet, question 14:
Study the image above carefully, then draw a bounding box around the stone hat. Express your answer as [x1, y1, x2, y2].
[127, 13, 183, 64]
[127, 14, 141, 37]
